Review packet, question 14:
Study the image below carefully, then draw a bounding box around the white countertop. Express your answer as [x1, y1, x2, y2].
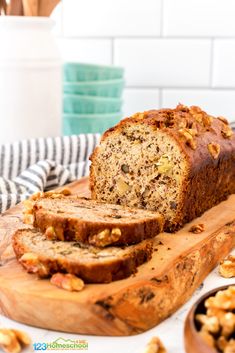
[1, 249, 234, 353]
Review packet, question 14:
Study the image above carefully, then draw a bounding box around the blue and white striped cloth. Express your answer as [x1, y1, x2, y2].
[0, 134, 100, 213]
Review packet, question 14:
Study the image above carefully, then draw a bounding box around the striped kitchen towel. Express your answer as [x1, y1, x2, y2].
[0, 134, 100, 213]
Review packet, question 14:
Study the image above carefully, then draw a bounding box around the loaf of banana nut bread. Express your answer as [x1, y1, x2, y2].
[13, 229, 153, 283]
[25, 195, 164, 246]
[90, 104, 235, 231]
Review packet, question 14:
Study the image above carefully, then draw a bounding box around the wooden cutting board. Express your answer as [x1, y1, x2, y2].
[0, 177, 234, 336]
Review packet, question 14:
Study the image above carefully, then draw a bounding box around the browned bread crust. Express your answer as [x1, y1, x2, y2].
[90, 104, 235, 231]
[12, 228, 153, 283]
[29, 196, 164, 246]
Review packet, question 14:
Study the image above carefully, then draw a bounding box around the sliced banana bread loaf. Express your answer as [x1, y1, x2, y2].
[27, 195, 164, 246]
[90, 104, 235, 231]
[13, 229, 153, 283]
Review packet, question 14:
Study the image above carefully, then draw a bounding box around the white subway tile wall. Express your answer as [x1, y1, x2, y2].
[54, 0, 235, 121]
[114, 39, 211, 87]
[123, 89, 160, 117]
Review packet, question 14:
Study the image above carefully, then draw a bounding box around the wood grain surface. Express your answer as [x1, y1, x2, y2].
[0, 178, 234, 336]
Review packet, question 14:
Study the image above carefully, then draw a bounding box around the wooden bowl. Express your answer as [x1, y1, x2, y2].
[184, 284, 235, 353]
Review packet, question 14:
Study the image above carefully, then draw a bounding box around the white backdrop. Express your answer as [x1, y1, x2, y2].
[52, 0, 235, 121]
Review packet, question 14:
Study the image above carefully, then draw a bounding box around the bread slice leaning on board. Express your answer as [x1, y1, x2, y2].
[90, 104, 235, 232]
[26, 194, 164, 247]
[12, 229, 153, 283]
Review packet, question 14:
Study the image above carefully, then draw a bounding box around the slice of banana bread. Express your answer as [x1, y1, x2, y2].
[13, 229, 153, 283]
[27, 195, 164, 246]
[90, 104, 235, 231]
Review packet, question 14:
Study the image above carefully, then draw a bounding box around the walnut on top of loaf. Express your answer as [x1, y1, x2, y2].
[118, 104, 232, 140]
[90, 104, 235, 232]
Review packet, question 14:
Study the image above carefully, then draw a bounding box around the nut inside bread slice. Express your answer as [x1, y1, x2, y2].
[12, 228, 153, 283]
[28, 196, 164, 246]
[90, 123, 187, 230]
[90, 105, 235, 231]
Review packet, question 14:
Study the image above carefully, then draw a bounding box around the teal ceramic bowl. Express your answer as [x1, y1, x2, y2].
[63, 79, 125, 98]
[64, 63, 124, 82]
[64, 94, 122, 114]
[63, 112, 122, 135]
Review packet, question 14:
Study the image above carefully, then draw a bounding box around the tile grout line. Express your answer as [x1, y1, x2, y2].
[59, 35, 235, 40]
[125, 86, 235, 90]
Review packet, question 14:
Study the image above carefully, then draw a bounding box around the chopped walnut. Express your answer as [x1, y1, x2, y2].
[178, 128, 197, 150]
[45, 226, 56, 240]
[219, 312, 235, 338]
[205, 286, 235, 311]
[224, 339, 235, 353]
[89, 228, 122, 247]
[19, 253, 49, 277]
[116, 178, 130, 195]
[189, 106, 213, 127]
[30, 188, 71, 201]
[198, 329, 215, 348]
[50, 273, 84, 292]
[208, 143, 221, 159]
[217, 336, 229, 352]
[0, 328, 31, 353]
[143, 337, 166, 353]
[22, 199, 35, 225]
[176, 103, 189, 112]
[196, 286, 235, 352]
[22, 213, 34, 225]
[221, 125, 233, 139]
[189, 223, 205, 234]
[132, 112, 146, 120]
[219, 255, 235, 278]
[156, 154, 172, 173]
[202, 115, 213, 127]
[195, 314, 220, 334]
[218, 116, 229, 125]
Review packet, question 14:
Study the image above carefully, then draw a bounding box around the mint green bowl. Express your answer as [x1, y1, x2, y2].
[63, 112, 122, 134]
[63, 79, 125, 98]
[64, 63, 124, 82]
[64, 94, 122, 114]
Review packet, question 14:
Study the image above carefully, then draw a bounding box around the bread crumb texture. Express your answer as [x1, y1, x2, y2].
[90, 104, 235, 231]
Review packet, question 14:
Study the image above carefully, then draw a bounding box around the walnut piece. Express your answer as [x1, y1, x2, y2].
[45, 226, 56, 240]
[22, 199, 34, 225]
[50, 273, 84, 292]
[89, 228, 122, 247]
[205, 286, 235, 311]
[30, 188, 71, 201]
[221, 125, 233, 139]
[189, 223, 205, 234]
[196, 286, 235, 352]
[19, 253, 49, 277]
[195, 314, 220, 334]
[224, 339, 235, 353]
[22, 213, 34, 225]
[143, 337, 166, 353]
[116, 178, 130, 195]
[208, 143, 221, 160]
[219, 255, 235, 278]
[0, 328, 31, 353]
[199, 329, 215, 348]
[218, 116, 229, 125]
[156, 155, 172, 173]
[189, 106, 213, 127]
[178, 128, 197, 150]
[220, 312, 235, 338]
